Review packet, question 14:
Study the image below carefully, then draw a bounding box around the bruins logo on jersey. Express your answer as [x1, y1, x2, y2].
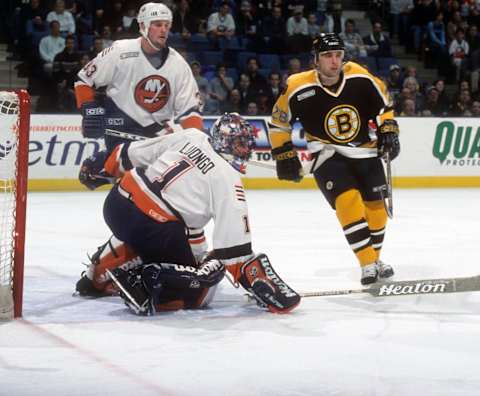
[324, 104, 361, 143]
[134, 75, 171, 113]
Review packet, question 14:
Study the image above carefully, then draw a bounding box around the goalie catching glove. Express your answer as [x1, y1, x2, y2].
[79, 150, 114, 190]
[271, 142, 304, 182]
[237, 253, 301, 313]
[377, 119, 400, 160]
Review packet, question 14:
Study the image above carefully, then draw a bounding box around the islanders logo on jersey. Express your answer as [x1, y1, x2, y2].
[134, 75, 171, 113]
[324, 104, 361, 143]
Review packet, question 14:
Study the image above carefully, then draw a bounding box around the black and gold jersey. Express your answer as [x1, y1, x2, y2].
[268, 61, 395, 158]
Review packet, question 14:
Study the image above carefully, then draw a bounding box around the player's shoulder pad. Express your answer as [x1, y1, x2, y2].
[344, 61, 388, 92]
[284, 70, 318, 95]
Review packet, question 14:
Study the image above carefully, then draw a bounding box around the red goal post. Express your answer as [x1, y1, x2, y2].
[0, 89, 30, 319]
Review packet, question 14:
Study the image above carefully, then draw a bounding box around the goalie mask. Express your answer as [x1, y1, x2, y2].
[210, 113, 255, 174]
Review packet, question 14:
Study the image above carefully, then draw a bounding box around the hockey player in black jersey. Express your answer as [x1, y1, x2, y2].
[268, 33, 400, 285]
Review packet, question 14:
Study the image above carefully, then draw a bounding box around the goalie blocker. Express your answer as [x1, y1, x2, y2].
[237, 253, 301, 313]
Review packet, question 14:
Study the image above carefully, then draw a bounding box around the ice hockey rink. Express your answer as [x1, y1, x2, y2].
[2, 188, 480, 396]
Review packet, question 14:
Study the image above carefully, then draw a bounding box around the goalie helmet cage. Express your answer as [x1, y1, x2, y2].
[0, 90, 30, 319]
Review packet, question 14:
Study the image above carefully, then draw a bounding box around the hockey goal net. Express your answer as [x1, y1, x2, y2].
[0, 90, 30, 319]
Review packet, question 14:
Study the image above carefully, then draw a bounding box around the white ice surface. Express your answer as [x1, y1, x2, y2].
[1, 189, 480, 396]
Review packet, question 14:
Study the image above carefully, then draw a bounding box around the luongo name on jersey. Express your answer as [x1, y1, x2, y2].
[77, 38, 201, 127]
[269, 62, 395, 159]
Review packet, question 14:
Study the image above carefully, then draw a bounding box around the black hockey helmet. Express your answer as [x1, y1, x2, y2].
[312, 33, 345, 54]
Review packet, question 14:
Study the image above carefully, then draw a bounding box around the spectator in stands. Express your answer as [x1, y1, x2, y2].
[281, 57, 302, 88]
[323, 1, 346, 34]
[420, 86, 448, 116]
[469, 100, 480, 116]
[433, 78, 451, 110]
[236, 0, 265, 52]
[39, 20, 65, 75]
[172, 0, 197, 40]
[122, 4, 136, 32]
[100, 25, 114, 48]
[388, 0, 414, 44]
[221, 88, 243, 113]
[12, 0, 47, 61]
[245, 57, 268, 94]
[307, 12, 321, 40]
[286, 7, 310, 52]
[72, 1, 93, 36]
[386, 64, 403, 97]
[256, 88, 272, 114]
[209, 62, 234, 106]
[399, 98, 417, 115]
[449, 27, 469, 82]
[427, 11, 448, 72]
[246, 101, 259, 115]
[190, 60, 209, 94]
[89, 37, 104, 58]
[340, 19, 367, 60]
[47, 0, 76, 35]
[53, 34, 81, 88]
[410, 0, 437, 52]
[403, 76, 425, 109]
[450, 88, 472, 115]
[446, 10, 465, 43]
[207, 1, 236, 49]
[261, 6, 286, 54]
[104, 1, 124, 35]
[236, 73, 256, 108]
[363, 20, 393, 58]
[265, 71, 282, 108]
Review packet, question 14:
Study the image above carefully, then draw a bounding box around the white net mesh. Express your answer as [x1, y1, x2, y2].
[0, 91, 20, 319]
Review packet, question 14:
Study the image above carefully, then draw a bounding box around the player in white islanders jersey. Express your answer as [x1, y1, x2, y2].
[74, 2, 202, 150]
[75, 114, 301, 314]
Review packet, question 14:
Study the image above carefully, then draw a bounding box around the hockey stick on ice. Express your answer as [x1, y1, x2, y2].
[105, 128, 277, 170]
[300, 274, 480, 298]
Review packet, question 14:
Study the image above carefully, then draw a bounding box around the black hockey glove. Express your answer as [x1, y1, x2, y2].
[271, 142, 304, 182]
[377, 119, 400, 160]
[80, 101, 106, 138]
[78, 150, 113, 190]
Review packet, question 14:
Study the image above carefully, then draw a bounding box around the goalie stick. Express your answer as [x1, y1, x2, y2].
[104, 128, 277, 170]
[300, 274, 480, 298]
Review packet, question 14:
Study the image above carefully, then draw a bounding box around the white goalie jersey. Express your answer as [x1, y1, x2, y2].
[104, 129, 253, 264]
[76, 38, 201, 126]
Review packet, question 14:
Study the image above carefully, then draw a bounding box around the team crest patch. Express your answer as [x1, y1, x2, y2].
[134, 75, 171, 113]
[324, 104, 361, 143]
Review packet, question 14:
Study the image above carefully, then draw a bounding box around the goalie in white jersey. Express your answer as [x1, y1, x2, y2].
[75, 113, 301, 314]
[74, 2, 202, 150]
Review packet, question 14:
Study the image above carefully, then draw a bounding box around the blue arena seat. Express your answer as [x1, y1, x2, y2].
[236, 51, 256, 70]
[200, 51, 224, 67]
[258, 54, 281, 71]
[377, 57, 399, 72]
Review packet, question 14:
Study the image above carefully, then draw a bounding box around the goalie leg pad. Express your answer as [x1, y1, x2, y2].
[107, 268, 154, 316]
[76, 236, 143, 297]
[239, 253, 301, 313]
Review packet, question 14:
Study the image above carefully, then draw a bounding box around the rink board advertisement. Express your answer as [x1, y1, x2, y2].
[24, 115, 480, 190]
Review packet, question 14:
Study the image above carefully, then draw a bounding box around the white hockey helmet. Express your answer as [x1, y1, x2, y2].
[137, 2, 173, 38]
